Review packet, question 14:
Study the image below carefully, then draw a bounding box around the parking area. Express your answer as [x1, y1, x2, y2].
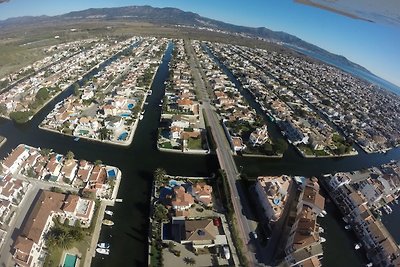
[163, 241, 230, 267]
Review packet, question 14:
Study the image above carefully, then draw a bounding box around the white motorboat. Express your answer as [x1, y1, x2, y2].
[345, 225, 351, 230]
[139, 115, 144, 120]
[320, 237, 326, 243]
[97, 243, 110, 249]
[366, 263, 373, 267]
[318, 227, 324, 233]
[102, 219, 114, 226]
[96, 248, 110, 255]
[355, 243, 362, 250]
[104, 210, 113, 216]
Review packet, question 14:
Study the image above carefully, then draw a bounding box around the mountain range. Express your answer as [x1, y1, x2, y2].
[0, 5, 371, 74]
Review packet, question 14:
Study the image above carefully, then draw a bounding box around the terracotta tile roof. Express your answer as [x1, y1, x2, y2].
[3, 144, 26, 168]
[172, 186, 194, 209]
[184, 219, 217, 241]
[17, 191, 65, 246]
[62, 195, 79, 213]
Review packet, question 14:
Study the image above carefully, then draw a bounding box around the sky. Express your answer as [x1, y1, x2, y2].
[1, 0, 400, 87]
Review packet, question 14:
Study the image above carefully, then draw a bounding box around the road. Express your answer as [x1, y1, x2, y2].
[0, 183, 39, 267]
[0, 173, 79, 267]
[185, 40, 263, 267]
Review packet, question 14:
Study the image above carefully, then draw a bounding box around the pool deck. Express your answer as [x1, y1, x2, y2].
[60, 248, 81, 267]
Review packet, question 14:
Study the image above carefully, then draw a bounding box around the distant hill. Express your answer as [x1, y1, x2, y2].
[0, 5, 371, 74]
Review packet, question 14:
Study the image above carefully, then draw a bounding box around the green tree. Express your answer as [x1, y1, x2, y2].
[0, 104, 7, 115]
[66, 151, 75, 160]
[40, 148, 52, 156]
[154, 168, 167, 182]
[50, 187, 63, 193]
[9, 111, 33, 123]
[154, 204, 168, 222]
[69, 228, 84, 242]
[98, 127, 111, 140]
[273, 138, 288, 154]
[72, 83, 80, 96]
[94, 160, 103, 166]
[36, 88, 49, 101]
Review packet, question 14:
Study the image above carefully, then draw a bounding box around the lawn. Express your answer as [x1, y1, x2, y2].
[187, 137, 202, 150]
[159, 141, 173, 149]
[149, 240, 162, 267]
[43, 247, 63, 267]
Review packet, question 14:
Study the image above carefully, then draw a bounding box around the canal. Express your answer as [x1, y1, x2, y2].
[0, 40, 398, 266]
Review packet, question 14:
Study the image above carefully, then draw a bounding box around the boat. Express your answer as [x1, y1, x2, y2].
[96, 248, 110, 255]
[139, 115, 144, 120]
[115, 198, 123, 203]
[366, 263, 373, 267]
[97, 243, 110, 249]
[383, 205, 393, 214]
[144, 102, 148, 105]
[355, 243, 362, 250]
[321, 210, 327, 215]
[320, 237, 326, 243]
[102, 219, 114, 226]
[104, 210, 113, 216]
[318, 213, 325, 218]
[343, 217, 349, 223]
[159, 104, 162, 107]
[74, 137, 80, 141]
[147, 91, 152, 95]
[318, 227, 324, 233]
[345, 225, 351, 230]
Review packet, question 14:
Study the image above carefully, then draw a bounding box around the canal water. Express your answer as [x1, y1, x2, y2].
[0, 40, 399, 266]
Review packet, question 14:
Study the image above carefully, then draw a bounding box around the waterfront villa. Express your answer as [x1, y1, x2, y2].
[12, 190, 95, 267]
[171, 217, 219, 250]
[254, 175, 291, 224]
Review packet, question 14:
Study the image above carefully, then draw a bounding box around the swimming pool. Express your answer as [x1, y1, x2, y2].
[127, 103, 135, 109]
[63, 254, 77, 267]
[117, 132, 128, 141]
[107, 169, 116, 178]
[119, 113, 131, 118]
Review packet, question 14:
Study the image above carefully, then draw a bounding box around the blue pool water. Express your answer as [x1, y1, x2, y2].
[63, 254, 77, 267]
[119, 113, 131, 117]
[127, 103, 135, 109]
[117, 132, 128, 141]
[107, 169, 116, 178]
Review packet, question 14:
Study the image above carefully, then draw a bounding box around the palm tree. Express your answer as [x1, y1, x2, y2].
[69, 228, 84, 242]
[98, 127, 111, 140]
[58, 231, 73, 249]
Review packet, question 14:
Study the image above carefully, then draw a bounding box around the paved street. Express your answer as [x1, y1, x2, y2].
[0, 173, 80, 267]
[185, 39, 264, 267]
[0, 183, 39, 267]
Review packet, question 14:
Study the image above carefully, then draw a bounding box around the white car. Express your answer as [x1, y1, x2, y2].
[223, 245, 230, 259]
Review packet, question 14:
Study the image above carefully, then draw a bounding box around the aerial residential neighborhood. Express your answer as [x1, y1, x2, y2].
[0, 2, 399, 267]
[157, 39, 208, 154]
